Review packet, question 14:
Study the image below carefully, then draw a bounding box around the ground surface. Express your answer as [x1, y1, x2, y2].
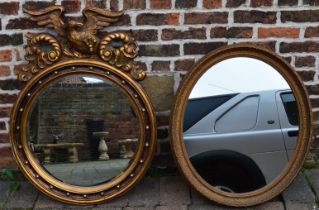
[44, 159, 130, 186]
[0, 170, 319, 210]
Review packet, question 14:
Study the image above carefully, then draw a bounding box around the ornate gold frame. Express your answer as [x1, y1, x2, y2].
[10, 5, 157, 205]
[170, 44, 313, 207]
[10, 60, 157, 205]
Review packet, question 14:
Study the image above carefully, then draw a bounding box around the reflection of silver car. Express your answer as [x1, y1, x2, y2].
[184, 89, 298, 193]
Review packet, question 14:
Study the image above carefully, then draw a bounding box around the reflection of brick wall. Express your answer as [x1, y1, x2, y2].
[1, 0, 319, 168]
[32, 83, 139, 159]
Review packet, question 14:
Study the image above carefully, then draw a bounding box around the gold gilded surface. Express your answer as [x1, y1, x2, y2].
[11, 59, 156, 206]
[21, 34, 62, 82]
[10, 4, 155, 205]
[19, 5, 146, 82]
[170, 44, 313, 207]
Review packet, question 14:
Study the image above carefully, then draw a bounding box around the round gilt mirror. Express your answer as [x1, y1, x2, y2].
[170, 44, 312, 207]
[10, 61, 157, 205]
[10, 5, 157, 205]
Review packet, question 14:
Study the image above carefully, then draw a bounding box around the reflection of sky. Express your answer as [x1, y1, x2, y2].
[189, 57, 291, 99]
[83, 76, 104, 83]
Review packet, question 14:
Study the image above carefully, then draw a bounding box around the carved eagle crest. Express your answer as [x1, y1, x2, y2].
[20, 5, 145, 82]
[24, 6, 124, 57]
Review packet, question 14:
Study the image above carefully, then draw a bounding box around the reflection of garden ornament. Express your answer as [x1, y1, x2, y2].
[52, 133, 64, 144]
[93, 132, 110, 160]
[29, 134, 36, 152]
[118, 138, 138, 159]
[120, 145, 127, 158]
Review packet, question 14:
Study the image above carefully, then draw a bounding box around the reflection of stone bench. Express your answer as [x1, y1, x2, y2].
[118, 138, 138, 159]
[34, 143, 85, 164]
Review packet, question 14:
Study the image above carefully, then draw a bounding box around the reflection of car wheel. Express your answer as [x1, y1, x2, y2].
[190, 150, 266, 193]
[214, 185, 235, 193]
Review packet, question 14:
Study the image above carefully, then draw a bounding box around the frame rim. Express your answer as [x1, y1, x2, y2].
[170, 44, 313, 207]
[10, 59, 157, 205]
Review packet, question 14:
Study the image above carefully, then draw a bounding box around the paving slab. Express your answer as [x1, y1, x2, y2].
[189, 204, 236, 210]
[253, 202, 285, 210]
[34, 191, 93, 210]
[91, 193, 129, 208]
[1, 174, 318, 210]
[124, 207, 155, 210]
[305, 169, 319, 198]
[285, 202, 318, 210]
[189, 202, 285, 210]
[282, 174, 316, 204]
[156, 205, 188, 210]
[61, 204, 93, 210]
[40, 208, 92, 210]
[93, 207, 121, 210]
[0, 181, 13, 208]
[34, 193, 64, 210]
[190, 188, 213, 205]
[4, 181, 39, 209]
[159, 176, 191, 206]
[127, 177, 160, 207]
[34, 209, 70, 210]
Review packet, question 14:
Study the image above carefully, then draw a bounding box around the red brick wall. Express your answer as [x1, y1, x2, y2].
[35, 84, 138, 144]
[0, 0, 319, 169]
[34, 83, 139, 159]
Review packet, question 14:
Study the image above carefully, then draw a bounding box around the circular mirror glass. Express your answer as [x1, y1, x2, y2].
[26, 74, 140, 187]
[184, 57, 298, 193]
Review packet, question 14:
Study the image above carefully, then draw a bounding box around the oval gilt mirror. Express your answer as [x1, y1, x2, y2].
[170, 44, 312, 207]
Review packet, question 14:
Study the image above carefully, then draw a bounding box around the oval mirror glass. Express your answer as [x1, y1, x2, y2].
[184, 57, 298, 193]
[26, 74, 140, 187]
